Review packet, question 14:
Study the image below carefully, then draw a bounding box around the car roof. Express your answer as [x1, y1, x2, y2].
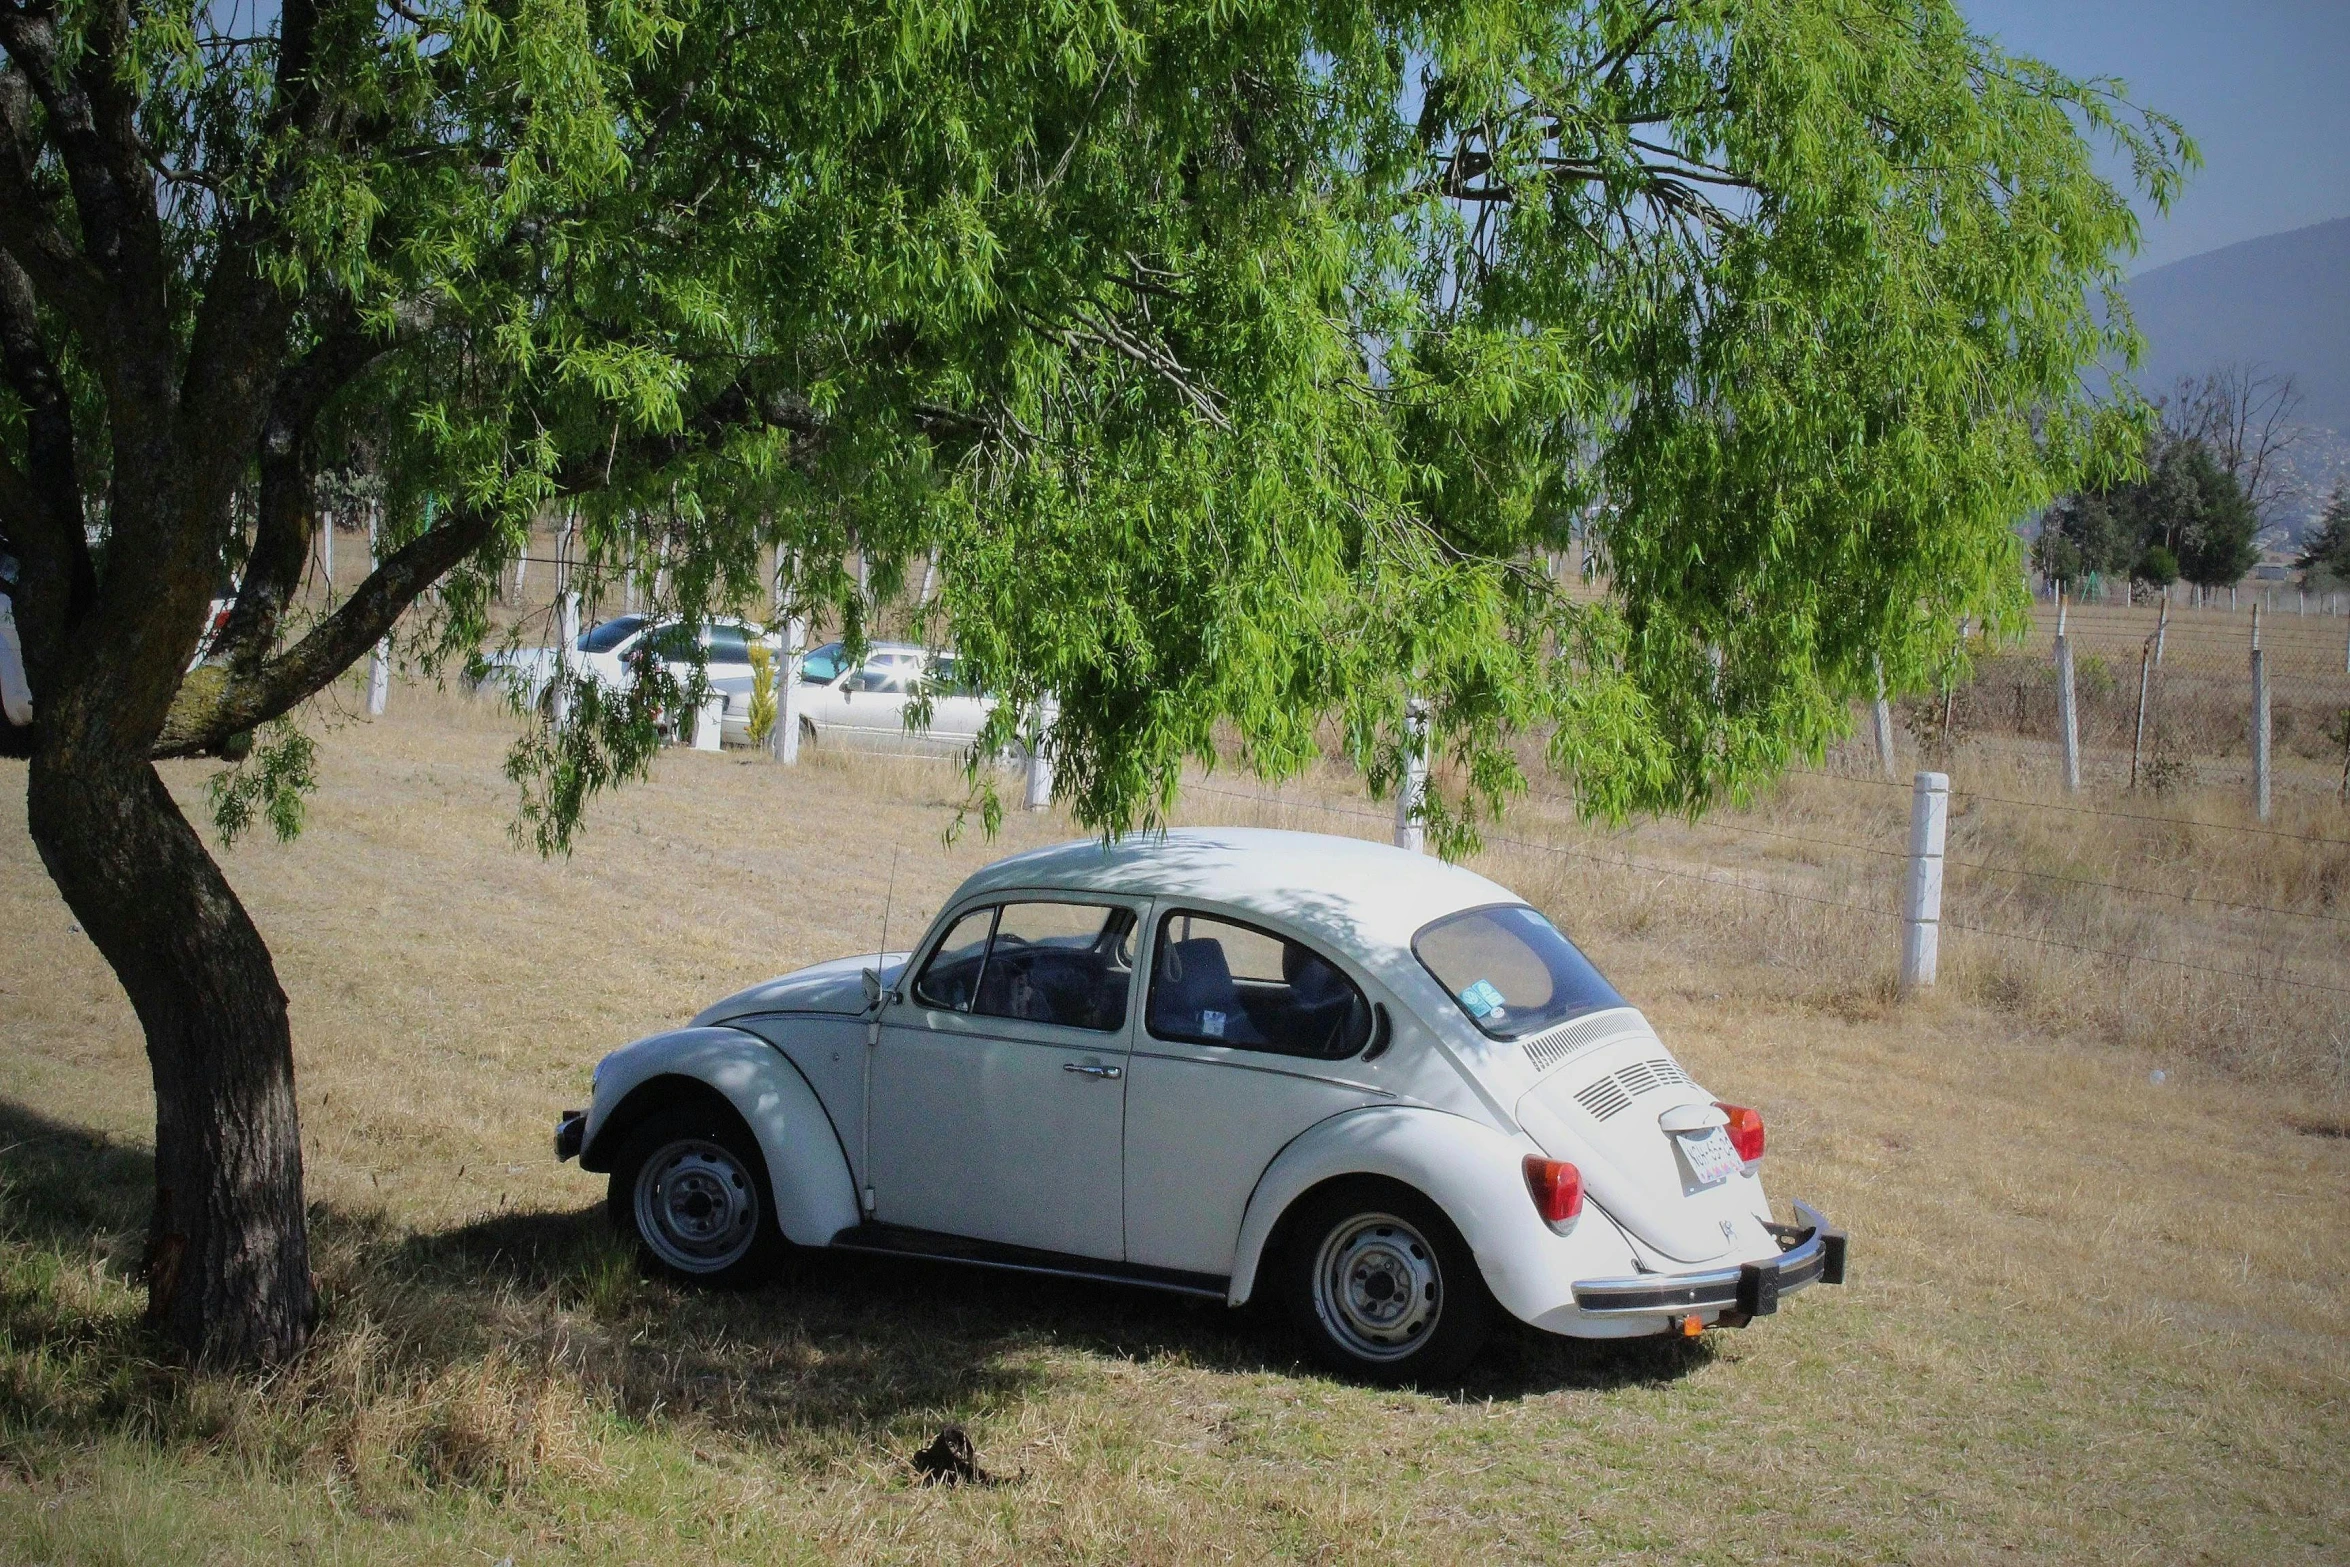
[951, 827, 1524, 956]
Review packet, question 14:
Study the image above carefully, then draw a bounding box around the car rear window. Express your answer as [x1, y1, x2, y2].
[1412, 904, 1623, 1040]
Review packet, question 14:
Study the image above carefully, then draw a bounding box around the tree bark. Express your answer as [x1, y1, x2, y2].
[25, 749, 315, 1366]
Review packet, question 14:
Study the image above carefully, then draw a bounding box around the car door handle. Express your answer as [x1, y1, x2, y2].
[1063, 1061, 1123, 1079]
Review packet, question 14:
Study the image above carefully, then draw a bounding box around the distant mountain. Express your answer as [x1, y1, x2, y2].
[2118, 217, 2350, 534]
[2123, 217, 2350, 431]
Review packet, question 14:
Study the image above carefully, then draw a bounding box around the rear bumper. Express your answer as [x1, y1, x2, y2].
[1570, 1200, 1846, 1319]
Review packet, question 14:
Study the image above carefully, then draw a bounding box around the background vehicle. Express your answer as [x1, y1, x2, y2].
[554, 829, 1844, 1383]
[734, 639, 994, 753]
[476, 616, 778, 726]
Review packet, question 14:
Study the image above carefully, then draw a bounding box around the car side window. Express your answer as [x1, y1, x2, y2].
[1145, 911, 1373, 1060]
[913, 907, 997, 1012]
[968, 901, 1137, 1032]
[706, 625, 752, 663]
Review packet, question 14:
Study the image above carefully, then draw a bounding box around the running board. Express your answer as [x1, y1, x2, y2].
[827, 1222, 1231, 1301]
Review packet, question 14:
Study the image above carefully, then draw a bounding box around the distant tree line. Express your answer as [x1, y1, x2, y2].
[2033, 364, 2297, 594]
[2299, 486, 2350, 591]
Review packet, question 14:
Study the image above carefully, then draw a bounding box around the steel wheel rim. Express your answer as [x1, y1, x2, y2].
[1311, 1211, 1442, 1362]
[634, 1137, 759, 1273]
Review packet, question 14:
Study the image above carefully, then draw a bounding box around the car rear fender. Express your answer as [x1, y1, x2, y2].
[581, 1025, 859, 1246]
[1225, 1105, 1642, 1328]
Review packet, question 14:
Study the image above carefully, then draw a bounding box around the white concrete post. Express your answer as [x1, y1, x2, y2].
[1024, 695, 1059, 810]
[550, 510, 579, 730]
[1901, 770, 1949, 993]
[918, 553, 938, 606]
[694, 689, 724, 751]
[553, 589, 580, 731]
[366, 504, 389, 715]
[2054, 596, 2080, 793]
[2154, 596, 2168, 665]
[1871, 658, 1896, 779]
[771, 551, 803, 765]
[2251, 606, 2271, 822]
[1394, 696, 1429, 854]
[320, 508, 334, 591]
[2130, 643, 2152, 791]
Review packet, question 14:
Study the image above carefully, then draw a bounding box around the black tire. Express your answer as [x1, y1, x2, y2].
[606, 1103, 787, 1287]
[1275, 1178, 1491, 1385]
[797, 713, 818, 748]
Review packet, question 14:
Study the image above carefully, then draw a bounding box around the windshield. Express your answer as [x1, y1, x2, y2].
[1412, 904, 1624, 1040]
[800, 641, 848, 683]
[578, 615, 645, 653]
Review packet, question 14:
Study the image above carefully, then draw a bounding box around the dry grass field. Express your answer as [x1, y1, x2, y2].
[3, 682, 2348, 1564]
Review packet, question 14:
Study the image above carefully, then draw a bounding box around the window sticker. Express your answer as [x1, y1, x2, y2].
[1458, 979, 1507, 1020]
[1201, 1009, 1227, 1038]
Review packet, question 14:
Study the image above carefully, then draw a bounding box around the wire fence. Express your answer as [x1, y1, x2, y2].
[1921, 596, 2350, 800]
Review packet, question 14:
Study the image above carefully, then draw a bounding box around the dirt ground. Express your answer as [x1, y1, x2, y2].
[2, 683, 2346, 1564]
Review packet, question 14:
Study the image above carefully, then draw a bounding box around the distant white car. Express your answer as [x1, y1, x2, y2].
[555, 828, 1845, 1382]
[732, 639, 994, 753]
[477, 615, 779, 726]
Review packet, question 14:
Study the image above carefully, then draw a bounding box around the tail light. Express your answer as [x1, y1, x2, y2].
[1717, 1103, 1765, 1165]
[1522, 1156, 1583, 1225]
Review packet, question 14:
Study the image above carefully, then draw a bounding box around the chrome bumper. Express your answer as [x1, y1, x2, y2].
[1571, 1199, 1847, 1318]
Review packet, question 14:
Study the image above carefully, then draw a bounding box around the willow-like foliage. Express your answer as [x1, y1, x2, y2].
[6, 0, 2189, 854]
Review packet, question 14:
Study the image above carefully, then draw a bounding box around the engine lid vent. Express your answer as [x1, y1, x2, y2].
[1573, 1056, 1693, 1121]
[1520, 1007, 1652, 1077]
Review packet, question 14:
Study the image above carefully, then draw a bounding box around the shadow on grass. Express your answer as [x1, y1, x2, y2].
[3, 1095, 1709, 1468]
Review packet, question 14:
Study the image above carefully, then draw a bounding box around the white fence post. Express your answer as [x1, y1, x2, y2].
[2130, 642, 2152, 790]
[2054, 595, 2080, 793]
[366, 504, 389, 715]
[693, 689, 724, 751]
[1024, 695, 1058, 810]
[772, 552, 803, 765]
[320, 509, 335, 592]
[1871, 658, 1895, 778]
[1901, 770, 1949, 993]
[1394, 696, 1429, 853]
[2251, 606, 2271, 822]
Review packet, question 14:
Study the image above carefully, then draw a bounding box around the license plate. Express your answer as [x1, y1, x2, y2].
[1678, 1127, 1743, 1187]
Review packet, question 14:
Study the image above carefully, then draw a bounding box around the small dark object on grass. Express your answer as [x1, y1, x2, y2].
[912, 1425, 992, 1486]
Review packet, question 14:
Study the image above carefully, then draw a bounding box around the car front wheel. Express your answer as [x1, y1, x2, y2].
[1277, 1179, 1490, 1385]
[607, 1105, 785, 1287]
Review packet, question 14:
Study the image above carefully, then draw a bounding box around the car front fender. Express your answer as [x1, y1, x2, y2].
[582, 1025, 859, 1247]
[1226, 1105, 1642, 1329]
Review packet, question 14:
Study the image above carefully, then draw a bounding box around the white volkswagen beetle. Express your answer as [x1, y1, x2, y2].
[555, 828, 1845, 1381]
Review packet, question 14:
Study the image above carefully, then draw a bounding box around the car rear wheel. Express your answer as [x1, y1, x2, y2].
[606, 1105, 785, 1287]
[1277, 1179, 1490, 1385]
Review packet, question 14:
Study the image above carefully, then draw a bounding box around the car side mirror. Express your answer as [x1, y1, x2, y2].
[861, 967, 883, 1013]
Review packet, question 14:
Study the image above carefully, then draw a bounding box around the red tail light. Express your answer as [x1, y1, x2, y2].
[1717, 1103, 1765, 1164]
[1522, 1156, 1583, 1224]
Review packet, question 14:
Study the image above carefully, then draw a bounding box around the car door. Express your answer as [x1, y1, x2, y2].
[1122, 907, 1385, 1278]
[835, 656, 912, 738]
[869, 897, 1143, 1259]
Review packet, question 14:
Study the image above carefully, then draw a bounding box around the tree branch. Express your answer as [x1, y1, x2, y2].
[0, 246, 92, 705]
[210, 309, 393, 671]
[153, 505, 499, 756]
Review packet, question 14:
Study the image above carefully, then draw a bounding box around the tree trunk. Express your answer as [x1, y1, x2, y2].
[24, 750, 315, 1366]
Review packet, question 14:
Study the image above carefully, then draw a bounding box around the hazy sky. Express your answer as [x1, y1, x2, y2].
[1963, 1, 2350, 273]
